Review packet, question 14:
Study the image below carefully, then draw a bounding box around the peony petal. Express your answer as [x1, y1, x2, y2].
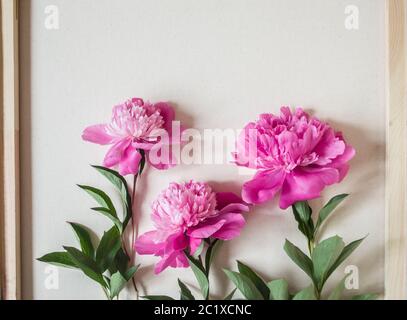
[154, 102, 175, 134]
[154, 250, 187, 274]
[165, 232, 188, 252]
[329, 145, 356, 167]
[187, 219, 226, 239]
[189, 238, 203, 255]
[242, 169, 286, 204]
[82, 124, 116, 145]
[233, 122, 258, 169]
[313, 128, 346, 165]
[279, 167, 340, 209]
[103, 138, 131, 167]
[135, 231, 164, 256]
[215, 192, 246, 210]
[118, 145, 142, 176]
[336, 163, 350, 182]
[212, 213, 246, 241]
[218, 203, 249, 215]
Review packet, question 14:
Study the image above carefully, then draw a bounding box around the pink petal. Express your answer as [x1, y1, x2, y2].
[103, 138, 131, 167]
[187, 219, 226, 239]
[233, 122, 258, 169]
[279, 167, 340, 209]
[165, 232, 188, 251]
[82, 124, 116, 145]
[118, 145, 142, 176]
[154, 102, 175, 134]
[153, 232, 188, 274]
[314, 128, 346, 165]
[212, 213, 246, 240]
[242, 169, 286, 204]
[189, 238, 203, 255]
[154, 250, 187, 274]
[135, 231, 164, 256]
[218, 203, 250, 215]
[329, 145, 356, 168]
[336, 163, 350, 182]
[216, 192, 246, 210]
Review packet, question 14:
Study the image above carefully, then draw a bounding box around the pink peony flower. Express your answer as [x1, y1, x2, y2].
[82, 97, 179, 175]
[135, 181, 249, 274]
[234, 107, 355, 209]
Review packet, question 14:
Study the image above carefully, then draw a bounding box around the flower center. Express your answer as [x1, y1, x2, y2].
[107, 102, 165, 141]
[152, 181, 218, 235]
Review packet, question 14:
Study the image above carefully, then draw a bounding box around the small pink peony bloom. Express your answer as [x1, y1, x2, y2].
[135, 181, 249, 274]
[82, 98, 179, 175]
[234, 107, 355, 209]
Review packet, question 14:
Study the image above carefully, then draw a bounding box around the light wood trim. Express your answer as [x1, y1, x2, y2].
[385, 0, 407, 300]
[1, 0, 20, 300]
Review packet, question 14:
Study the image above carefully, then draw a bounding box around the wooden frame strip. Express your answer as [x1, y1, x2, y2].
[1, 0, 20, 300]
[385, 0, 407, 300]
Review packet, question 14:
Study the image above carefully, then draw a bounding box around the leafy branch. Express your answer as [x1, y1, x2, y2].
[224, 195, 378, 300]
[143, 239, 228, 300]
[38, 166, 139, 300]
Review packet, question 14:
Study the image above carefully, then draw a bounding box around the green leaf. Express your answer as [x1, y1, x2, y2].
[224, 288, 237, 300]
[312, 236, 345, 289]
[78, 185, 117, 216]
[292, 285, 317, 300]
[326, 237, 365, 280]
[92, 166, 130, 202]
[68, 222, 95, 258]
[37, 252, 77, 269]
[109, 271, 127, 299]
[193, 240, 205, 259]
[284, 239, 314, 280]
[223, 269, 264, 300]
[178, 279, 196, 300]
[92, 166, 132, 228]
[63, 246, 107, 288]
[351, 293, 378, 300]
[316, 194, 348, 232]
[96, 227, 122, 272]
[205, 240, 222, 275]
[143, 295, 175, 300]
[111, 248, 130, 275]
[328, 275, 349, 300]
[294, 201, 312, 221]
[91, 207, 123, 233]
[186, 255, 209, 299]
[124, 265, 139, 281]
[292, 201, 314, 240]
[267, 279, 289, 300]
[237, 261, 269, 300]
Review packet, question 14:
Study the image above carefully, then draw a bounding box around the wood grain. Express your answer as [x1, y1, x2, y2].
[385, 0, 407, 300]
[1, 0, 20, 300]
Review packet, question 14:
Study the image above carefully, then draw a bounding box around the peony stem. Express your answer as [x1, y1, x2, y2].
[130, 173, 139, 299]
[307, 239, 315, 256]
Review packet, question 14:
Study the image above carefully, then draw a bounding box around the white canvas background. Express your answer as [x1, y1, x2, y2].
[20, 0, 386, 299]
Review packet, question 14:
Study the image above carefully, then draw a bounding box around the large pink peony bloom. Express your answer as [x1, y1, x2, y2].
[82, 97, 178, 175]
[234, 107, 355, 209]
[135, 181, 249, 274]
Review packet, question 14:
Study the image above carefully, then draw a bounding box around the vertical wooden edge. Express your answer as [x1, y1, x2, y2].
[0, 0, 3, 301]
[385, 0, 407, 300]
[1, 0, 20, 300]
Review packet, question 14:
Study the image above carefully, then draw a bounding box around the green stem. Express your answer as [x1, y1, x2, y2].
[307, 238, 314, 256]
[130, 174, 139, 299]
